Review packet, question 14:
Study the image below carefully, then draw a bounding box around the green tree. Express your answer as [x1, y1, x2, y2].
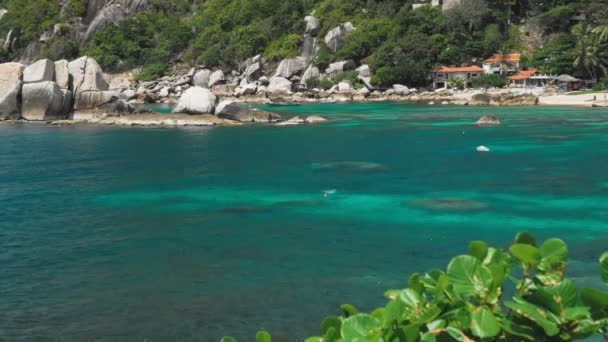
[572, 23, 608, 81]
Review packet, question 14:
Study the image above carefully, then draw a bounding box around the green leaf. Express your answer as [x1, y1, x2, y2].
[447, 255, 493, 298]
[581, 288, 608, 318]
[340, 304, 359, 317]
[304, 338, 322, 342]
[420, 332, 436, 342]
[515, 232, 537, 246]
[323, 326, 339, 342]
[470, 306, 501, 338]
[601, 251, 608, 284]
[400, 324, 420, 342]
[399, 288, 424, 313]
[221, 337, 238, 342]
[468, 240, 488, 261]
[426, 319, 446, 332]
[509, 244, 541, 266]
[445, 327, 474, 342]
[384, 289, 400, 300]
[500, 318, 535, 341]
[384, 299, 406, 327]
[563, 306, 591, 321]
[255, 331, 271, 342]
[530, 279, 578, 314]
[370, 308, 385, 321]
[537, 238, 568, 278]
[505, 300, 560, 336]
[340, 314, 381, 339]
[408, 273, 424, 294]
[321, 316, 341, 335]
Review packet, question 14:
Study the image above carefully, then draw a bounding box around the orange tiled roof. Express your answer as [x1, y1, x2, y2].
[508, 69, 537, 80]
[433, 66, 484, 73]
[483, 53, 521, 63]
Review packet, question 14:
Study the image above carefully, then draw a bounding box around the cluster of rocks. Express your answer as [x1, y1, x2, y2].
[0, 57, 135, 121]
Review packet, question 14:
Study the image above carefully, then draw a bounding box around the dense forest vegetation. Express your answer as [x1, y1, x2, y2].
[1, 0, 607, 86]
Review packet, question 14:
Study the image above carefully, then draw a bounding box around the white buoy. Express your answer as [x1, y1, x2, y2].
[477, 145, 490, 152]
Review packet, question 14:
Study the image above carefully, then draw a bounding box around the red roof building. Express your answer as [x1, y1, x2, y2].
[432, 65, 484, 89]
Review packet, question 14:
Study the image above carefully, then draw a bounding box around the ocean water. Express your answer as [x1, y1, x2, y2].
[1, 103, 608, 340]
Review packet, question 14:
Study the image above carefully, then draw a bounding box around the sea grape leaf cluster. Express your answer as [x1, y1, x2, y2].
[224, 233, 608, 341]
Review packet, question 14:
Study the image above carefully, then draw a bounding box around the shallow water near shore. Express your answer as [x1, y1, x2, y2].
[2, 103, 608, 340]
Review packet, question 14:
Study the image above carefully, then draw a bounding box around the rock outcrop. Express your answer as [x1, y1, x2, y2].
[326, 60, 355, 78]
[475, 114, 501, 126]
[21, 81, 71, 120]
[54, 60, 70, 89]
[275, 116, 305, 126]
[305, 115, 327, 123]
[216, 102, 281, 123]
[208, 70, 225, 88]
[172, 87, 216, 114]
[244, 62, 263, 83]
[193, 69, 211, 88]
[68, 56, 114, 110]
[274, 57, 307, 78]
[469, 93, 491, 106]
[23, 59, 55, 84]
[83, 0, 151, 42]
[324, 22, 355, 53]
[267, 77, 292, 94]
[0, 62, 24, 119]
[305, 16, 321, 36]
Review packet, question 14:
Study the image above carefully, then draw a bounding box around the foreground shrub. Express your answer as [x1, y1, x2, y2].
[223, 232, 608, 341]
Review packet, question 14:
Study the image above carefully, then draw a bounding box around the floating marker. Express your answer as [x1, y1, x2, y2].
[477, 145, 490, 152]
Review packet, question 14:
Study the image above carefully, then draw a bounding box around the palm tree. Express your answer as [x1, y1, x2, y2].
[572, 24, 608, 82]
[594, 24, 608, 42]
[493, 48, 517, 76]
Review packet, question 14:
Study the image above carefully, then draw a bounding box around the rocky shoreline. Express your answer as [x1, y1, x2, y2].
[1, 53, 605, 129]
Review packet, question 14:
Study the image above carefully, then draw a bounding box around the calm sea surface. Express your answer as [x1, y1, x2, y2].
[2, 103, 608, 340]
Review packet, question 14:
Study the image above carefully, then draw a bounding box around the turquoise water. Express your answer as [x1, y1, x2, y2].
[2, 103, 608, 340]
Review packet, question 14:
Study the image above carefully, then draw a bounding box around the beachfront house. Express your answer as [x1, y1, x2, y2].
[432, 66, 484, 89]
[508, 69, 559, 88]
[483, 54, 521, 75]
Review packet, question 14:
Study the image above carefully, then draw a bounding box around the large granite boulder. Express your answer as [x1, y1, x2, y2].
[357, 64, 371, 78]
[305, 16, 321, 36]
[216, 102, 281, 123]
[244, 62, 263, 82]
[193, 69, 211, 88]
[0, 62, 24, 119]
[83, 0, 151, 42]
[54, 60, 70, 89]
[68, 56, 114, 110]
[301, 64, 320, 85]
[273, 57, 307, 79]
[208, 70, 225, 88]
[267, 77, 293, 94]
[469, 93, 491, 106]
[324, 22, 355, 53]
[23, 59, 55, 84]
[172, 87, 216, 114]
[326, 60, 355, 78]
[21, 81, 71, 120]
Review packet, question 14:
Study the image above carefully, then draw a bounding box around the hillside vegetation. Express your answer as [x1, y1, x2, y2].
[1, 0, 607, 86]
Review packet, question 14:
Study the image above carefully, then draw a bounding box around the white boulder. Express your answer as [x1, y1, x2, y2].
[23, 59, 55, 84]
[324, 22, 355, 53]
[193, 69, 211, 88]
[305, 16, 321, 36]
[267, 77, 292, 94]
[208, 70, 225, 88]
[273, 57, 307, 78]
[54, 60, 70, 89]
[0, 62, 24, 119]
[21, 81, 71, 120]
[172, 86, 216, 114]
